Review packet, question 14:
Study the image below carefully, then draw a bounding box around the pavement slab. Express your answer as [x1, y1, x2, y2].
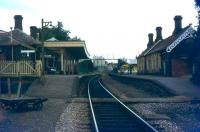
[124, 74, 200, 98]
[26, 75, 79, 98]
[0, 99, 67, 132]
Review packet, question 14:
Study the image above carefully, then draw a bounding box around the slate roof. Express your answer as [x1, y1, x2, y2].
[11, 29, 41, 45]
[147, 26, 190, 55]
[0, 32, 20, 46]
[0, 29, 41, 46]
[138, 25, 191, 57]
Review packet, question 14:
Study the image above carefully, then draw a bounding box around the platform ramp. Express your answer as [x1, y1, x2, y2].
[26, 75, 79, 99]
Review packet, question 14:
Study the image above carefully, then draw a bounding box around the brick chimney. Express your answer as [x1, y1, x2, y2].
[173, 15, 182, 35]
[30, 26, 38, 39]
[155, 27, 163, 43]
[147, 33, 154, 48]
[14, 15, 23, 30]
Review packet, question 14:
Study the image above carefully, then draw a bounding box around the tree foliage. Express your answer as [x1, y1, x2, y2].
[194, 0, 200, 47]
[193, 0, 200, 84]
[71, 36, 81, 41]
[117, 58, 127, 69]
[195, 0, 200, 8]
[40, 21, 81, 41]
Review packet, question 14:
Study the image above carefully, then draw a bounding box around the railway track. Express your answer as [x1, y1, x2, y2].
[88, 77, 158, 132]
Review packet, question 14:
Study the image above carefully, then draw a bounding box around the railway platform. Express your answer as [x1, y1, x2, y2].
[125, 75, 200, 98]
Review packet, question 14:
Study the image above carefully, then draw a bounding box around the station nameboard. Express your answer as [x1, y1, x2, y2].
[21, 50, 35, 57]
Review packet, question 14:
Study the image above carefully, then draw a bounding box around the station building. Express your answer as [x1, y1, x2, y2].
[137, 15, 196, 77]
[0, 15, 42, 77]
[0, 15, 91, 95]
[0, 15, 91, 77]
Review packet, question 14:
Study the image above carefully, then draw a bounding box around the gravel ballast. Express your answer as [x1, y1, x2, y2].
[129, 103, 200, 131]
[55, 102, 92, 132]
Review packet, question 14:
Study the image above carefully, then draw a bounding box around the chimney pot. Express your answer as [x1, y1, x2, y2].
[155, 26, 163, 43]
[14, 15, 23, 30]
[147, 33, 154, 48]
[30, 26, 38, 39]
[173, 15, 182, 35]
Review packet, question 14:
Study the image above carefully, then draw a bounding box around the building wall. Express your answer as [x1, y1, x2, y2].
[137, 53, 162, 74]
[146, 53, 161, 74]
[137, 56, 145, 74]
[93, 59, 106, 67]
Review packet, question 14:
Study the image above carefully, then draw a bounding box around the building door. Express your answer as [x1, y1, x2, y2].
[171, 59, 192, 77]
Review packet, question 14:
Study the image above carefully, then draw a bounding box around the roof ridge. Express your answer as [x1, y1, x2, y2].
[144, 40, 162, 56]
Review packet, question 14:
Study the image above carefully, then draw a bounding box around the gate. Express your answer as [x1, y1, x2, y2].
[0, 60, 42, 77]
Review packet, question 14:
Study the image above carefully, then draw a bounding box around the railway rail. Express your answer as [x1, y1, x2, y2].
[88, 76, 158, 132]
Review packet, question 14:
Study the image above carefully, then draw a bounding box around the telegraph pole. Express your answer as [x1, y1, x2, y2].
[41, 18, 52, 75]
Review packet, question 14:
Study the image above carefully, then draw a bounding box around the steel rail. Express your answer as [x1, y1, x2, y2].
[98, 79, 158, 132]
[88, 77, 99, 132]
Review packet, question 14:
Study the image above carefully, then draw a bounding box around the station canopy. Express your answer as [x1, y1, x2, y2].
[44, 40, 90, 59]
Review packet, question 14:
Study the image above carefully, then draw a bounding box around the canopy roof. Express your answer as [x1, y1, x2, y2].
[44, 41, 90, 59]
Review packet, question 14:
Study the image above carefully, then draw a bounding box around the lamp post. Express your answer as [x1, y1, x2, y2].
[41, 18, 52, 75]
[10, 27, 14, 61]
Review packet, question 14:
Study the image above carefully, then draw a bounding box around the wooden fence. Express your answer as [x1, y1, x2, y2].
[0, 60, 42, 77]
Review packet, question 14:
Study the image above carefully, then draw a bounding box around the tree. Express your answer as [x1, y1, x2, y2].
[70, 36, 81, 41]
[117, 58, 127, 69]
[193, 0, 200, 84]
[195, 0, 200, 8]
[52, 22, 71, 41]
[40, 21, 72, 41]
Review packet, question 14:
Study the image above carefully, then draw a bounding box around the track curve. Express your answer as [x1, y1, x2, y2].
[88, 77, 158, 132]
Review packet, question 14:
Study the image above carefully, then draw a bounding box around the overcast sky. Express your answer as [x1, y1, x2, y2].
[0, 0, 198, 59]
